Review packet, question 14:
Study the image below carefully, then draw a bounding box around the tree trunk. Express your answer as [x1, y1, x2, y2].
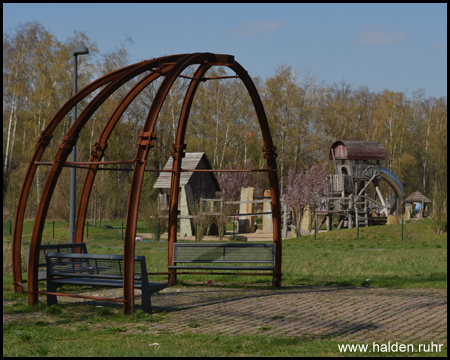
[9, 104, 19, 171]
[4, 93, 16, 172]
[423, 113, 430, 193]
[219, 124, 229, 169]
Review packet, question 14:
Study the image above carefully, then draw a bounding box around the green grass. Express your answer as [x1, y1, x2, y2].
[279, 219, 447, 289]
[3, 219, 156, 243]
[3, 217, 447, 357]
[3, 218, 447, 289]
[3, 323, 446, 357]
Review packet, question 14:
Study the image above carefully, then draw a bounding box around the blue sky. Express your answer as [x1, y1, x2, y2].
[3, 3, 447, 98]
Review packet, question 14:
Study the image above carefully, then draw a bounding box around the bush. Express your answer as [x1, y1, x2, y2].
[192, 200, 214, 241]
[143, 202, 168, 240]
[431, 192, 447, 235]
[212, 200, 233, 241]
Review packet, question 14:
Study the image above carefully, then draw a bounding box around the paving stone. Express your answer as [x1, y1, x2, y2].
[146, 285, 447, 342]
[4, 285, 446, 343]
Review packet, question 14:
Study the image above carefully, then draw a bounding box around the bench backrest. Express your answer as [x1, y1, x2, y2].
[45, 253, 147, 280]
[173, 243, 276, 264]
[27, 243, 88, 280]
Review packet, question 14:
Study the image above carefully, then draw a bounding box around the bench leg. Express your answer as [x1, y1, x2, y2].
[169, 270, 176, 286]
[141, 289, 152, 314]
[46, 282, 58, 306]
[272, 272, 280, 288]
[47, 294, 58, 306]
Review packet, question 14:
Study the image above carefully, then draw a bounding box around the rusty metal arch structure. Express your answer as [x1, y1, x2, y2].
[12, 53, 281, 315]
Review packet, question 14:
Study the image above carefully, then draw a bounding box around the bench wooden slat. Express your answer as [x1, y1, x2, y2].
[173, 243, 275, 262]
[27, 243, 88, 281]
[45, 252, 167, 313]
[48, 272, 141, 280]
[169, 265, 274, 270]
[172, 260, 274, 263]
[171, 243, 276, 284]
[50, 278, 168, 295]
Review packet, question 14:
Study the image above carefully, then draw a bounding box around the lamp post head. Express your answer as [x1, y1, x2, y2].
[73, 45, 89, 56]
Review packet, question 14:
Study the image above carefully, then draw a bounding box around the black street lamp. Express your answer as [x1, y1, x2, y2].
[69, 45, 89, 244]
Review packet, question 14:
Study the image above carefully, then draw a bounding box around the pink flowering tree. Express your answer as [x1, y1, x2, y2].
[283, 161, 328, 236]
[216, 160, 262, 202]
[214, 160, 263, 235]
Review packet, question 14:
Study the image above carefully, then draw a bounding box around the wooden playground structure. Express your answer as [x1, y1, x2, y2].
[317, 141, 405, 231]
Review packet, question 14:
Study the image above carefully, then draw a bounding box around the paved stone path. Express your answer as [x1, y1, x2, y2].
[147, 285, 446, 343]
[4, 285, 447, 344]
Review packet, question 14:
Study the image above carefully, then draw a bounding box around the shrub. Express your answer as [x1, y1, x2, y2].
[192, 200, 214, 241]
[143, 201, 168, 240]
[431, 192, 447, 235]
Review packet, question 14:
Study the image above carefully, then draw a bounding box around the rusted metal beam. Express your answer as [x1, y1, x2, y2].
[12, 61, 149, 295]
[17, 53, 282, 315]
[203, 75, 240, 80]
[34, 166, 277, 172]
[168, 61, 214, 286]
[33, 162, 93, 170]
[38, 291, 126, 303]
[229, 61, 282, 287]
[123, 53, 220, 314]
[178, 169, 277, 172]
[66, 160, 135, 165]
[26, 57, 184, 306]
[75, 66, 175, 247]
[17, 57, 182, 295]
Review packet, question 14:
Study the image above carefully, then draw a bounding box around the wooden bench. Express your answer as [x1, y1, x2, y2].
[168, 243, 276, 285]
[45, 253, 167, 313]
[27, 243, 88, 281]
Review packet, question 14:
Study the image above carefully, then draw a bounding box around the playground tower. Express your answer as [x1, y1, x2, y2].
[318, 141, 405, 230]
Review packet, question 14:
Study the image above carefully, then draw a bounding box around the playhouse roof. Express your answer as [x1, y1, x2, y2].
[153, 152, 221, 191]
[403, 191, 432, 204]
[329, 141, 385, 161]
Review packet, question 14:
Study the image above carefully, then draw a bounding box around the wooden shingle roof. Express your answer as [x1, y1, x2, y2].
[403, 191, 432, 203]
[153, 152, 221, 191]
[329, 141, 385, 161]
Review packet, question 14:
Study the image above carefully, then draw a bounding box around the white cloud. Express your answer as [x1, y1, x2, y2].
[357, 25, 409, 45]
[432, 43, 447, 51]
[228, 20, 286, 35]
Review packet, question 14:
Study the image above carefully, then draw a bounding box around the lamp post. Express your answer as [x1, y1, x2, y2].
[69, 45, 89, 244]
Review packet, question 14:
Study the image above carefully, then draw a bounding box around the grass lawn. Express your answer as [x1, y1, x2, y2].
[3, 217, 447, 357]
[4, 325, 446, 357]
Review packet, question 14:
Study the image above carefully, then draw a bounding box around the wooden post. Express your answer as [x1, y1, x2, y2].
[348, 195, 353, 229]
[282, 199, 287, 239]
[326, 214, 333, 231]
[364, 196, 368, 227]
[356, 214, 359, 240]
[401, 218, 403, 240]
[314, 217, 317, 240]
